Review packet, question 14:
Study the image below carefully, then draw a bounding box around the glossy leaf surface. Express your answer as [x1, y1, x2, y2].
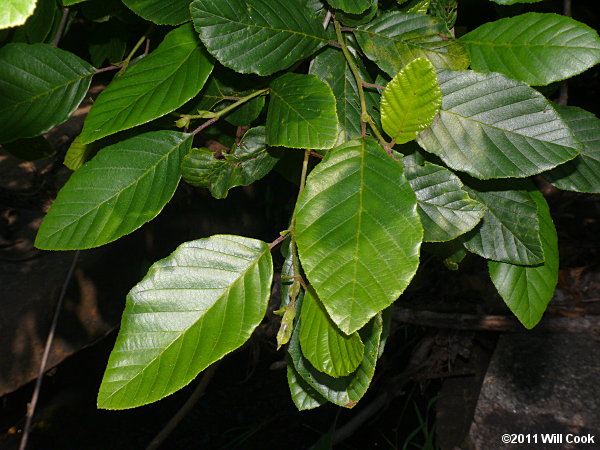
[36, 131, 192, 250]
[460, 13, 600, 86]
[489, 192, 558, 329]
[123, 0, 192, 25]
[190, 0, 328, 76]
[267, 73, 338, 150]
[354, 12, 469, 77]
[98, 235, 273, 409]
[544, 106, 600, 194]
[327, 0, 371, 14]
[381, 57, 442, 144]
[0, 43, 94, 144]
[81, 24, 213, 143]
[1, 0, 36, 28]
[417, 70, 581, 179]
[295, 138, 423, 334]
[299, 290, 365, 377]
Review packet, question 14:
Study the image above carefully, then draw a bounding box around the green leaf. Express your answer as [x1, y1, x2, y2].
[267, 73, 338, 150]
[460, 13, 600, 86]
[381, 57, 442, 144]
[98, 235, 273, 409]
[299, 289, 365, 377]
[354, 12, 469, 77]
[295, 138, 423, 334]
[462, 179, 543, 265]
[489, 192, 558, 329]
[403, 0, 431, 14]
[63, 136, 99, 171]
[190, 0, 328, 76]
[289, 311, 382, 408]
[11, 0, 61, 44]
[181, 126, 280, 199]
[327, 0, 371, 14]
[337, 0, 377, 27]
[0, 43, 95, 144]
[309, 47, 379, 143]
[80, 24, 213, 144]
[287, 362, 327, 410]
[544, 106, 600, 194]
[404, 160, 485, 242]
[35, 131, 192, 250]
[1, 0, 37, 29]
[123, 0, 192, 25]
[417, 70, 581, 179]
[1, 136, 55, 161]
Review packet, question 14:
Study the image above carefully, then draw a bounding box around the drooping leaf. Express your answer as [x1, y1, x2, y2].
[460, 13, 600, 86]
[309, 47, 379, 143]
[0, 43, 95, 144]
[354, 12, 469, 77]
[80, 24, 213, 144]
[337, 0, 377, 27]
[462, 179, 543, 265]
[404, 160, 485, 242]
[327, 0, 371, 14]
[267, 73, 338, 150]
[1, 136, 55, 161]
[181, 126, 280, 199]
[417, 70, 581, 179]
[98, 235, 273, 409]
[123, 0, 192, 25]
[63, 136, 100, 171]
[544, 106, 600, 194]
[289, 312, 382, 408]
[489, 192, 558, 329]
[35, 131, 192, 250]
[287, 362, 328, 410]
[190, 0, 328, 76]
[295, 138, 423, 334]
[1, 0, 37, 29]
[381, 57, 442, 144]
[11, 0, 61, 44]
[299, 289, 365, 377]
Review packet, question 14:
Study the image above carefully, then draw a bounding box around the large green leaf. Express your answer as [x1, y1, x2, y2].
[0, 43, 95, 144]
[309, 47, 379, 144]
[460, 13, 600, 86]
[289, 311, 382, 408]
[404, 160, 485, 242]
[181, 126, 280, 199]
[267, 73, 338, 150]
[1, 0, 36, 28]
[354, 12, 469, 77]
[544, 106, 600, 194]
[489, 192, 558, 329]
[35, 131, 191, 250]
[11, 0, 61, 44]
[462, 180, 543, 265]
[381, 57, 442, 144]
[287, 362, 327, 410]
[299, 289, 365, 377]
[123, 0, 192, 25]
[327, 0, 370, 14]
[295, 138, 423, 334]
[98, 235, 273, 409]
[80, 24, 213, 144]
[417, 70, 581, 179]
[190, 0, 328, 76]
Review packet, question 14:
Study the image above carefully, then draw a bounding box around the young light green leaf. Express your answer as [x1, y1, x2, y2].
[98, 235, 273, 409]
[462, 179, 543, 265]
[181, 126, 280, 199]
[190, 0, 328, 76]
[299, 289, 365, 378]
[267, 73, 338, 150]
[381, 57, 442, 144]
[417, 70, 581, 179]
[327, 0, 371, 14]
[489, 192, 558, 329]
[289, 312, 382, 408]
[403, 0, 431, 14]
[1, 0, 37, 29]
[544, 106, 600, 194]
[295, 138, 423, 334]
[0, 43, 95, 144]
[35, 131, 192, 250]
[404, 160, 485, 242]
[460, 13, 600, 86]
[123, 0, 192, 25]
[80, 24, 213, 144]
[287, 362, 327, 411]
[354, 12, 469, 77]
[64, 136, 99, 171]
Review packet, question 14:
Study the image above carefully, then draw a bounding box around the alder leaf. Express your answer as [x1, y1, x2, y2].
[287, 362, 328, 411]
[98, 235, 273, 409]
[123, 0, 192, 25]
[1, 0, 37, 29]
[327, 0, 371, 14]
